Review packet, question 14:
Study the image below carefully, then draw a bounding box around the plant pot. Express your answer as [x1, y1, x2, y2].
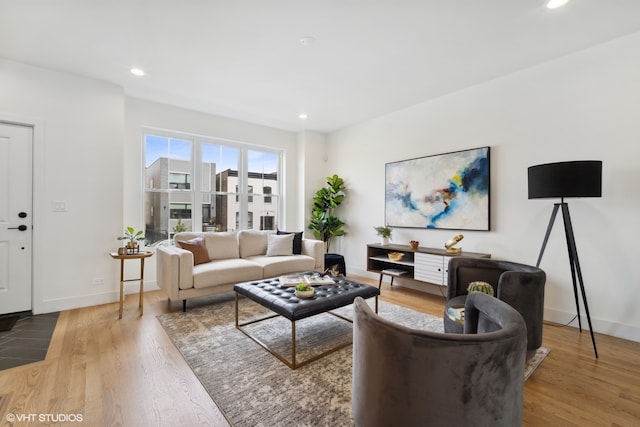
[126, 241, 139, 254]
[295, 289, 315, 299]
[381, 237, 389, 245]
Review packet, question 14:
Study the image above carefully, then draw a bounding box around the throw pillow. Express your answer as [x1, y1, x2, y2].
[266, 233, 294, 257]
[277, 230, 303, 254]
[177, 237, 210, 265]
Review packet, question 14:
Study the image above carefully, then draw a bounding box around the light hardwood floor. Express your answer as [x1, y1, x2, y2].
[1, 276, 639, 426]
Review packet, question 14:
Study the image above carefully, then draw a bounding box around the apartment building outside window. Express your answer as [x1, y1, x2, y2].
[144, 131, 282, 246]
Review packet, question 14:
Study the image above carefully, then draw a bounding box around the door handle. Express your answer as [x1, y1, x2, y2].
[8, 225, 28, 231]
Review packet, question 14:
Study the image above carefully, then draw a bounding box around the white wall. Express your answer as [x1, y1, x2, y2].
[124, 97, 303, 287]
[327, 33, 640, 342]
[0, 59, 124, 313]
[296, 131, 327, 239]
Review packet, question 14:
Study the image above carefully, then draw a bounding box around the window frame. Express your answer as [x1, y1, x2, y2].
[143, 128, 283, 245]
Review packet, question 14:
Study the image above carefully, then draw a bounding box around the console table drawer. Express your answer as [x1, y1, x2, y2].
[414, 253, 447, 286]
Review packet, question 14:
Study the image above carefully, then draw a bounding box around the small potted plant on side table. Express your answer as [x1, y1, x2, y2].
[118, 227, 145, 254]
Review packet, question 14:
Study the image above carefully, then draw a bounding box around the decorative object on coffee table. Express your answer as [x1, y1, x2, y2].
[409, 240, 419, 250]
[295, 283, 315, 299]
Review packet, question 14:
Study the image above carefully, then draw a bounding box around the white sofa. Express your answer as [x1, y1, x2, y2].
[156, 230, 325, 311]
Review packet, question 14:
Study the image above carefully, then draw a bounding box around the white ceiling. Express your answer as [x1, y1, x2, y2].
[1, 1, 640, 133]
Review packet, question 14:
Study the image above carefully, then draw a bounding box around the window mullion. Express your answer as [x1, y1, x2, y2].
[193, 141, 202, 230]
[238, 147, 248, 230]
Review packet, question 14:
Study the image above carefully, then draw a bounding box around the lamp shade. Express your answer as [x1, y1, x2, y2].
[528, 161, 602, 199]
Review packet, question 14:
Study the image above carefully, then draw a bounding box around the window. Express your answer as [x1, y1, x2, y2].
[169, 172, 191, 189]
[144, 131, 282, 245]
[170, 203, 191, 219]
[264, 186, 272, 203]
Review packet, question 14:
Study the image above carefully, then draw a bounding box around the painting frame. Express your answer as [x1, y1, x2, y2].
[385, 146, 490, 231]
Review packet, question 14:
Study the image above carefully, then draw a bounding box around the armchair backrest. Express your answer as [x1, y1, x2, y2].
[352, 293, 526, 427]
[446, 257, 546, 354]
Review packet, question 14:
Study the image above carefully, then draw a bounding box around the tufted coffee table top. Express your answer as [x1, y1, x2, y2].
[234, 274, 379, 321]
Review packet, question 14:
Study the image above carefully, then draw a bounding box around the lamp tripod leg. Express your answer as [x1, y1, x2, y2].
[561, 203, 598, 358]
[537, 202, 598, 358]
[536, 204, 560, 268]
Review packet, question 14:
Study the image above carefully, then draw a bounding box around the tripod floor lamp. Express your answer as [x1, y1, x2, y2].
[528, 160, 602, 358]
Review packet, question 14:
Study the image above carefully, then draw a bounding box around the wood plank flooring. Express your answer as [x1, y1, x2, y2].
[1, 276, 639, 426]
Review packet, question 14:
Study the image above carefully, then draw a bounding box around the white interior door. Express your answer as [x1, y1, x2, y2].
[0, 122, 33, 314]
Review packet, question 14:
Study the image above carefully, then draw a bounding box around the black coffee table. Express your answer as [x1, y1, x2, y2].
[234, 274, 379, 369]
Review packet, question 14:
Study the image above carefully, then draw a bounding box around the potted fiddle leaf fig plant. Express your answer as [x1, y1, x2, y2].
[308, 174, 347, 253]
[117, 226, 145, 254]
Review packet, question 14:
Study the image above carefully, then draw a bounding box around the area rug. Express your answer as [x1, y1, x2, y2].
[157, 295, 548, 427]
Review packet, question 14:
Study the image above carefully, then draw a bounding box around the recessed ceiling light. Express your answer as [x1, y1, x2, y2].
[130, 68, 145, 76]
[298, 113, 308, 120]
[299, 36, 316, 46]
[547, 0, 569, 9]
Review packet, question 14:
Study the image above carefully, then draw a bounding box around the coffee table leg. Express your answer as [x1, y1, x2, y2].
[291, 321, 296, 368]
[235, 292, 239, 327]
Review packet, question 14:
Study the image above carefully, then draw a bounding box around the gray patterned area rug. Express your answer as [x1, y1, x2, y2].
[157, 295, 548, 427]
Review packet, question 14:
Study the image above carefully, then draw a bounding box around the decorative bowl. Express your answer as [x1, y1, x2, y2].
[295, 289, 315, 299]
[388, 252, 404, 261]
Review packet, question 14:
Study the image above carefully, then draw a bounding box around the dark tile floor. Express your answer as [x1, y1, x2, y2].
[0, 312, 59, 371]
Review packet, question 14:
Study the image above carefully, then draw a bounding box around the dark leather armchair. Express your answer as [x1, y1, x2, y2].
[445, 257, 546, 358]
[352, 293, 527, 427]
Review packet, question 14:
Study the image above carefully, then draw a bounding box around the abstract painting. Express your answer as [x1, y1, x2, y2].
[385, 147, 490, 230]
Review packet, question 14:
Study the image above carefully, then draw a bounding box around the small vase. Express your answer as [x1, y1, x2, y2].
[381, 237, 389, 245]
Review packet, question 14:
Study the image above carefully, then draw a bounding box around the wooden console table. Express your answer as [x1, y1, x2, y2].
[367, 243, 490, 288]
[110, 251, 153, 319]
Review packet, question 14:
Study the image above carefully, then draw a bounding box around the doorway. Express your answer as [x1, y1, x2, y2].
[0, 122, 33, 314]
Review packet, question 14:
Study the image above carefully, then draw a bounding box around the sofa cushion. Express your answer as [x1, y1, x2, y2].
[246, 255, 316, 278]
[203, 231, 239, 260]
[277, 230, 303, 254]
[192, 258, 263, 289]
[177, 237, 210, 265]
[238, 230, 269, 258]
[266, 233, 294, 256]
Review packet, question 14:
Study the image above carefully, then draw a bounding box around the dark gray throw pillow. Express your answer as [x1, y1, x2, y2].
[277, 230, 303, 254]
